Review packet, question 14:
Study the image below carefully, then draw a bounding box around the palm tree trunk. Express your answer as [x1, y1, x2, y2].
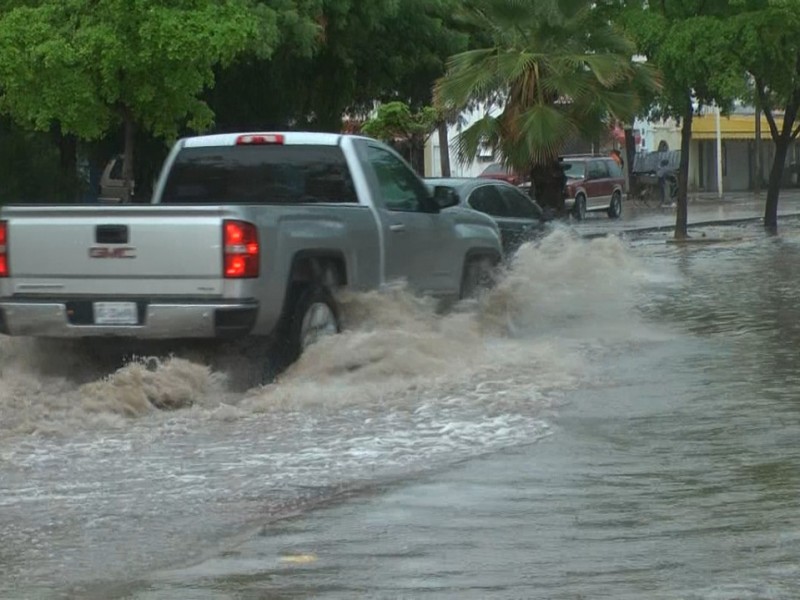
[531, 160, 566, 215]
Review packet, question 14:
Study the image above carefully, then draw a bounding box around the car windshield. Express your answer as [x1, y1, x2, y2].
[562, 161, 586, 179]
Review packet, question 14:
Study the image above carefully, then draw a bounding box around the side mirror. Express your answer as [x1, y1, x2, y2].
[432, 185, 459, 209]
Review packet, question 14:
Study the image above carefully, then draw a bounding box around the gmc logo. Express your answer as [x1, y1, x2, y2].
[89, 246, 137, 259]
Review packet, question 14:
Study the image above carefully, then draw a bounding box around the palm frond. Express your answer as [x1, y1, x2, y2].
[509, 104, 579, 166]
[434, 48, 507, 112]
[434, 0, 655, 169]
[454, 115, 502, 167]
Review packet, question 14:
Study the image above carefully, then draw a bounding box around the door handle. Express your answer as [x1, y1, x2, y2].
[389, 224, 406, 233]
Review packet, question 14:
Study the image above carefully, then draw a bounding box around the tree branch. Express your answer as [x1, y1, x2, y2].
[763, 106, 780, 141]
[756, 79, 780, 140]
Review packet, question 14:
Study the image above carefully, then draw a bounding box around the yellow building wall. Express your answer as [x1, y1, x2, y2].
[692, 113, 782, 140]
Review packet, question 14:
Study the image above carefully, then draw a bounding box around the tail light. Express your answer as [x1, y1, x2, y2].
[0, 220, 7, 277]
[223, 220, 259, 278]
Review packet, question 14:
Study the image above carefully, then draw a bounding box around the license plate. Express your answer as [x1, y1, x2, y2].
[93, 302, 138, 325]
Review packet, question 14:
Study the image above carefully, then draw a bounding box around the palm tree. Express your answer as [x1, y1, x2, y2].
[433, 0, 658, 213]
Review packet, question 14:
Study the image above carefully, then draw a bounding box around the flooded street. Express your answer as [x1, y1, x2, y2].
[3, 221, 800, 599]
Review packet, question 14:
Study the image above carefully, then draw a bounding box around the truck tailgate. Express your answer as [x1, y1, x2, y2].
[3, 205, 228, 297]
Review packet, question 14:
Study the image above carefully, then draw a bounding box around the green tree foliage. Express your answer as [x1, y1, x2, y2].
[209, 0, 470, 133]
[728, 0, 800, 231]
[434, 0, 657, 213]
[0, 0, 265, 200]
[361, 102, 438, 141]
[0, 0, 470, 201]
[361, 101, 438, 174]
[0, 118, 77, 203]
[620, 0, 744, 238]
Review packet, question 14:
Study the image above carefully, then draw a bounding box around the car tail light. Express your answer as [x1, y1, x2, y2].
[0, 220, 8, 277]
[235, 133, 284, 145]
[223, 220, 259, 278]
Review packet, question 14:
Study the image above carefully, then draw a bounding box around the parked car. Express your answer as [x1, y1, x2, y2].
[562, 156, 625, 220]
[426, 177, 550, 255]
[0, 132, 502, 377]
[98, 155, 133, 203]
[477, 162, 527, 186]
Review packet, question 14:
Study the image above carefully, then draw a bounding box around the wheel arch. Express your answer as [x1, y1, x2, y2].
[287, 250, 348, 288]
[274, 250, 348, 332]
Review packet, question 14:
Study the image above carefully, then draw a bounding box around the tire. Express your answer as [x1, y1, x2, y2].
[573, 194, 587, 220]
[607, 190, 622, 219]
[460, 256, 496, 300]
[265, 284, 340, 381]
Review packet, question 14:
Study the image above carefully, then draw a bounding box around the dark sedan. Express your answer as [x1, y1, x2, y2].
[426, 177, 550, 255]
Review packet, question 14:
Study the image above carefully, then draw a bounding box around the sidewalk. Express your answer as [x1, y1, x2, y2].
[577, 189, 800, 238]
[686, 188, 800, 206]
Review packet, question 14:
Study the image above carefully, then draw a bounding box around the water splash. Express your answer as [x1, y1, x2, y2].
[0, 230, 653, 435]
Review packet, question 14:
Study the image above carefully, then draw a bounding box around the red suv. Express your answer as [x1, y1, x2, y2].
[478, 162, 526, 186]
[562, 156, 625, 220]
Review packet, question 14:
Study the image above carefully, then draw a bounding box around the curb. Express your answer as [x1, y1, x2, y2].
[579, 212, 800, 240]
[610, 211, 800, 237]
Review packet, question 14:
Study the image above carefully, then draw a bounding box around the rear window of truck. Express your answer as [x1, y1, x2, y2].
[160, 145, 358, 204]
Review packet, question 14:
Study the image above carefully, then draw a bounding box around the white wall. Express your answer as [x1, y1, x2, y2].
[634, 117, 681, 153]
[426, 104, 504, 178]
[428, 106, 685, 177]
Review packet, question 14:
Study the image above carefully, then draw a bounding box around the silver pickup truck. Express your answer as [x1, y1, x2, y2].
[0, 132, 501, 372]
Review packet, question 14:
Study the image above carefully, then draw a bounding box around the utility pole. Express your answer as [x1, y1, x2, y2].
[754, 100, 762, 197]
[715, 104, 723, 198]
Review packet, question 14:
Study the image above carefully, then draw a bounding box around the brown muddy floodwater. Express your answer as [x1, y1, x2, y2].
[2, 224, 800, 599]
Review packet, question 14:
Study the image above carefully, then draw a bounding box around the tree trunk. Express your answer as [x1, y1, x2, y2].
[675, 95, 693, 240]
[409, 135, 426, 176]
[764, 135, 790, 232]
[56, 129, 78, 202]
[437, 121, 451, 177]
[531, 159, 566, 215]
[121, 108, 135, 203]
[762, 92, 800, 231]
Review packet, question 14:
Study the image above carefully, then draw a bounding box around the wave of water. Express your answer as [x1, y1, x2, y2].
[0, 229, 661, 439]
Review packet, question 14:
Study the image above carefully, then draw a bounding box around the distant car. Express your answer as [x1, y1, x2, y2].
[426, 177, 550, 255]
[98, 155, 133, 203]
[562, 156, 625, 220]
[477, 162, 527, 186]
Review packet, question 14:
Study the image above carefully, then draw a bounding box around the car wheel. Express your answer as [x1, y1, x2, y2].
[607, 190, 622, 219]
[460, 256, 497, 300]
[265, 284, 340, 381]
[573, 194, 587, 220]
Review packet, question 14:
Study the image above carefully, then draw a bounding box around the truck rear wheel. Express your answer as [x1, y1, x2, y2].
[460, 256, 497, 300]
[265, 284, 341, 381]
